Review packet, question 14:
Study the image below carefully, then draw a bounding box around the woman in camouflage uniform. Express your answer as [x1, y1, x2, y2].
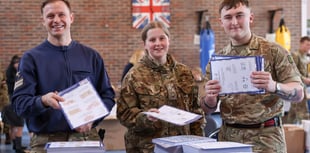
[117, 21, 205, 153]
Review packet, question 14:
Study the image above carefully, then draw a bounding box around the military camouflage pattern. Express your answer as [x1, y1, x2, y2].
[193, 78, 207, 100]
[205, 34, 302, 152]
[117, 54, 205, 153]
[0, 67, 11, 142]
[0, 69, 9, 111]
[29, 128, 99, 153]
[286, 101, 310, 123]
[219, 125, 286, 153]
[3, 122, 10, 134]
[286, 50, 310, 123]
[291, 51, 309, 77]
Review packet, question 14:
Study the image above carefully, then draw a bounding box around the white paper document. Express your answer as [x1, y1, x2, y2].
[58, 78, 109, 129]
[182, 141, 253, 153]
[153, 135, 216, 153]
[210, 55, 264, 95]
[153, 135, 216, 148]
[45, 141, 104, 153]
[143, 105, 202, 126]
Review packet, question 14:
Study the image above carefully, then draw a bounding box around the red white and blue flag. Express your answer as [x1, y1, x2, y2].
[132, 0, 170, 29]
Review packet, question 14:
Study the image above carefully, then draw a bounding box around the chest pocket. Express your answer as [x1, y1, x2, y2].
[72, 70, 91, 82]
[176, 83, 194, 111]
[175, 70, 196, 110]
[135, 82, 162, 110]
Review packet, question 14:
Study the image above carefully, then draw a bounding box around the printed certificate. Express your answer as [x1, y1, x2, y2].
[58, 78, 109, 129]
[143, 105, 202, 126]
[210, 55, 264, 95]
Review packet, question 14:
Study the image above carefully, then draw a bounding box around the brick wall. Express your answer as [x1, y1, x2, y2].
[0, 0, 302, 86]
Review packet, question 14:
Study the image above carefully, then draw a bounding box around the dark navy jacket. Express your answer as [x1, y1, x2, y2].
[12, 40, 115, 133]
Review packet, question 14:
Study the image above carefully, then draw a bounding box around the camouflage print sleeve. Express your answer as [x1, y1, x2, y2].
[177, 67, 205, 136]
[291, 52, 308, 77]
[0, 71, 9, 111]
[117, 75, 158, 133]
[190, 85, 205, 136]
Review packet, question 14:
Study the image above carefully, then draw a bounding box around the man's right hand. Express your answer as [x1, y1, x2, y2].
[41, 92, 65, 109]
[201, 80, 221, 113]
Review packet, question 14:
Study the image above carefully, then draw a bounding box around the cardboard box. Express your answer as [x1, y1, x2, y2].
[283, 124, 305, 153]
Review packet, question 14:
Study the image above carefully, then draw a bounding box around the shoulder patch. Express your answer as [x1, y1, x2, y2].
[287, 55, 294, 64]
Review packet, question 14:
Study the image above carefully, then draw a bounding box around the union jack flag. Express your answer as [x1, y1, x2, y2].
[132, 0, 170, 29]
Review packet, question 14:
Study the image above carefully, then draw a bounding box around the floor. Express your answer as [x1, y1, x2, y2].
[0, 127, 30, 153]
[0, 125, 125, 153]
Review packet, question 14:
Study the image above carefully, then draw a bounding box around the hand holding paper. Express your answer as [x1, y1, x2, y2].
[143, 105, 202, 126]
[146, 108, 160, 122]
[41, 92, 65, 109]
[210, 55, 265, 95]
[205, 79, 221, 98]
[250, 71, 276, 93]
[58, 78, 109, 129]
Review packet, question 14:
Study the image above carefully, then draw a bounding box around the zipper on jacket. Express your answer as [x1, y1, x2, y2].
[62, 46, 72, 86]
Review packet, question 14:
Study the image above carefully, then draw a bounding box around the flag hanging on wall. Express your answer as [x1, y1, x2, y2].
[132, 0, 170, 29]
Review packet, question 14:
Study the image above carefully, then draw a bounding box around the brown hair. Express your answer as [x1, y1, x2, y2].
[219, 0, 249, 14]
[141, 21, 170, 42]
[41, 0, 71, 14]
[300, 36, 310, 43]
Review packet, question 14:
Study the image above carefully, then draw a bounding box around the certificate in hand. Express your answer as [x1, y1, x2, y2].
[210, 55, 264, 95]
[143, 105, 202, 126]
[58, 78, 109, 129]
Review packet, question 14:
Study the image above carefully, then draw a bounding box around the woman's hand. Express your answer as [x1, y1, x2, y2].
[146, 108, 159, 122]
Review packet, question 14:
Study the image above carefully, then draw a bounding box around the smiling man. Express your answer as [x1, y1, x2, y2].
[12, 1, 115, 152]
[201, 0, 304, 153]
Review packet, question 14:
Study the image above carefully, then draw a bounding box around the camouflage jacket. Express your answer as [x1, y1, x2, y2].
[287, 50, 310, 123]
[206, 34, 302, 124]
[117, 54, 205, 151]
[0, 68, 9, 111]
[291, 50, 308, 77]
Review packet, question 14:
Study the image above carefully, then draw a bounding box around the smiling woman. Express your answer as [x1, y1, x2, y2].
[117, 21, 205, 153]
[141, 21, 170, 65]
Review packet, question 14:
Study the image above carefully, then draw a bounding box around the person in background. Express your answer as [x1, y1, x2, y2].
[286, 36, 310, 124]
[117, 21, 205, 153]
[0, 66, 10, 145]
[2, 121, 11, 145]
[11, 0, 115, 152]
[2, 55, 27, 153]
[201, 0, 304, 152]
[120, 49, 145, 82]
